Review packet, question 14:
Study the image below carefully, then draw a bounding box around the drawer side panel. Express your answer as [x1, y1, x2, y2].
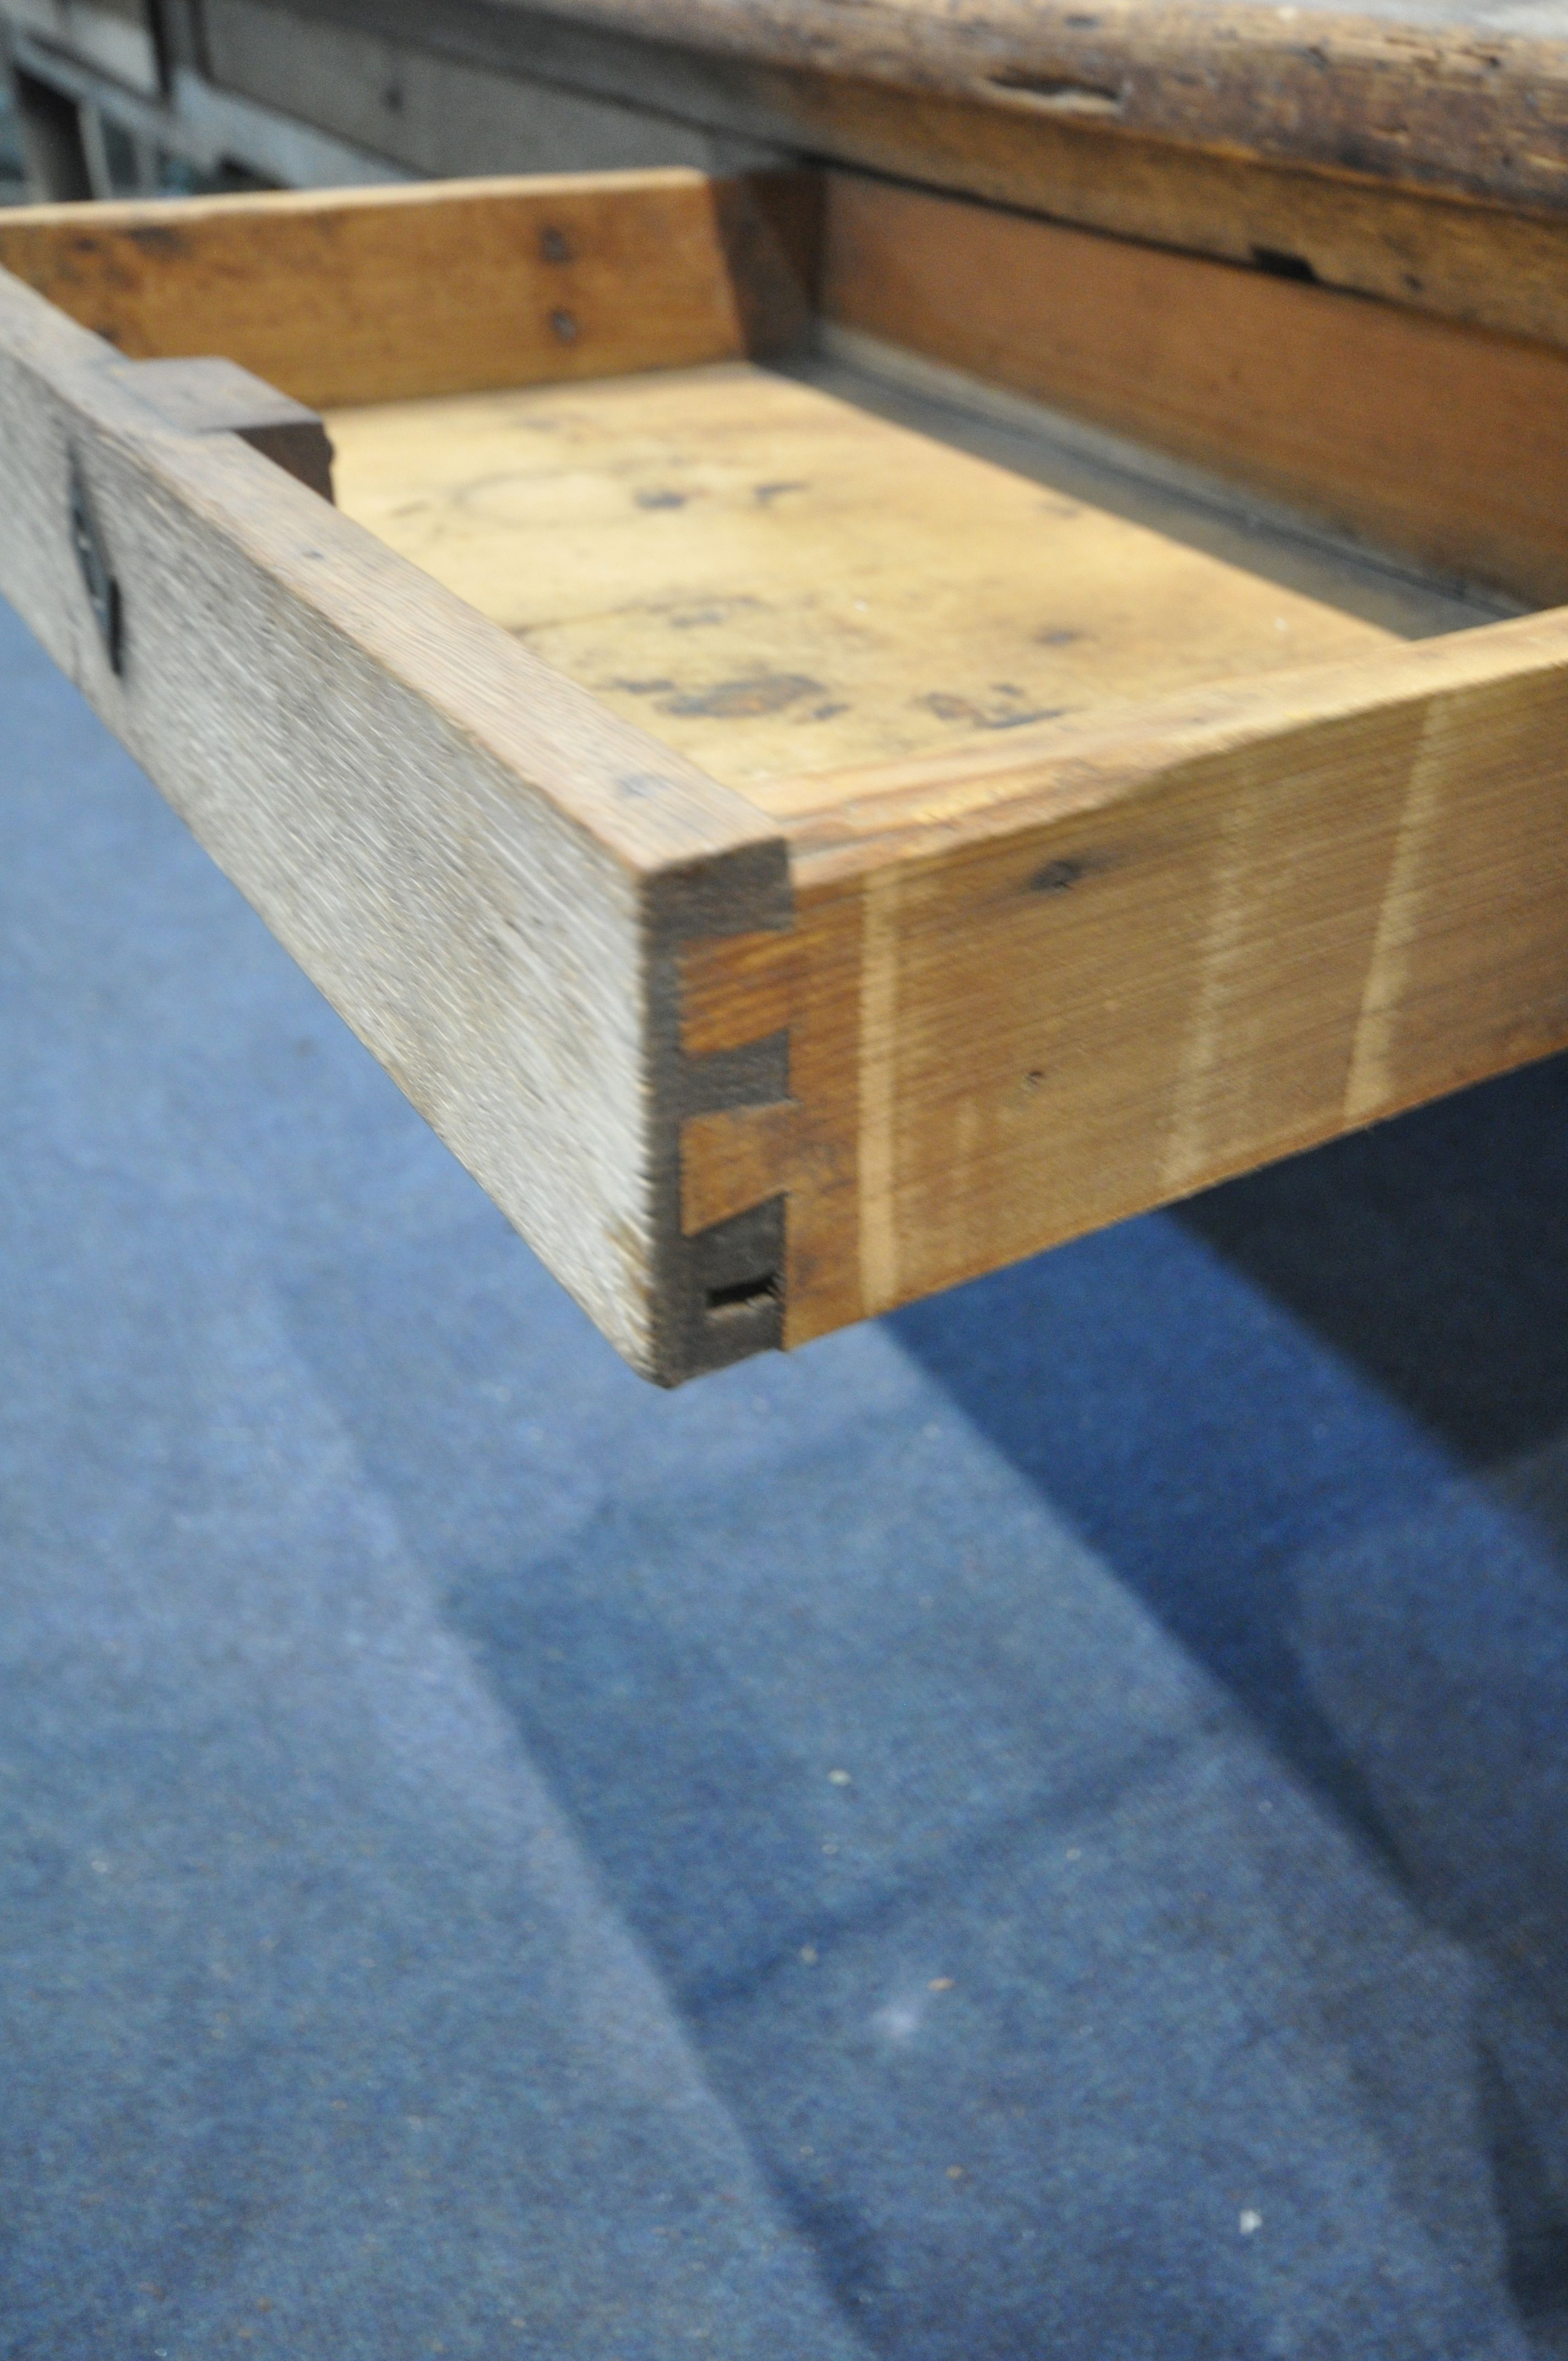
[0, 265, 789, 1380]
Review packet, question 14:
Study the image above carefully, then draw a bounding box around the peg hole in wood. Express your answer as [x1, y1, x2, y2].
[1031, 856, 1089, 895]
[1251, 247, 1319, 284]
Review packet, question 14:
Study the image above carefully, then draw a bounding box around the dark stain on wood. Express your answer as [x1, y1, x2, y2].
[663, 673, 825, 717]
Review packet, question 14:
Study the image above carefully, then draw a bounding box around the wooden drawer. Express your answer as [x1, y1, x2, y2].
[2, 166, 1566, 1381]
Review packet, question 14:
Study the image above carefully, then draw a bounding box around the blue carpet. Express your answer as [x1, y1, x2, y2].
[4, 588, 1567, 2359]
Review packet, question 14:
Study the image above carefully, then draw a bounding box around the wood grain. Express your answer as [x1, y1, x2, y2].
[681, 1100, 798, 1234]
[680, 926, 801, 1058]
[9, 165, 1568, 1383]
[116, 356, 336, 500]
[675, 610, 1568, 1349]
[0, 258, 791, 1381]
[759, 75, 1568, 355]
[324, 361, 1400, 800]
[821, 172, 1568, 608]
[203, 0, 1568, 350]
[498, 0, 1568, 215]
[0, 169, 815, 410]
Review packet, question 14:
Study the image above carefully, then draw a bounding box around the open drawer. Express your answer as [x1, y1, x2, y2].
[2, 166, 1566, 1381]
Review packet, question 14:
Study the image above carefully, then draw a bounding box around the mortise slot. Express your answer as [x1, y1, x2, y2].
[705, 1272, 781, 1316]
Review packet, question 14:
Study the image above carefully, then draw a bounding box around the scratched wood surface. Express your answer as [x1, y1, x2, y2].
[525, 0, 1568, 214]
[324, 361, 1407, 799]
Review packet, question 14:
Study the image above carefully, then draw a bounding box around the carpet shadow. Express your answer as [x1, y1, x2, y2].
[282, 1178, 1568, 2359]
[892, 1053, 1568, 2344]
[1173, 1052, 1568, 1468]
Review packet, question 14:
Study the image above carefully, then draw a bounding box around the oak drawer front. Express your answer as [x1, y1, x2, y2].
[3, 167, 1566, 1380]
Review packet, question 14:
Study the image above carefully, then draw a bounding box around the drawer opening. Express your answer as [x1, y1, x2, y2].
[3, 159, 1560, 640]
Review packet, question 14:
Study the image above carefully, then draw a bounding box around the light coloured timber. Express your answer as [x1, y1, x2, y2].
[677, 612, 1568, 1349]
[0, 167, 817, 410]
[322, 362, 1406, 801]
[819, 172, 1568, 610]
[5, 166, 1568, 1383]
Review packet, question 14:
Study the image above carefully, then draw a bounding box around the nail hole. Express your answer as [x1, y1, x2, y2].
[539, 227, 574, 264]
[550, 308, 579, 342]
[1031, 856, 1088, 894]
[1251, 246, 1318, 283]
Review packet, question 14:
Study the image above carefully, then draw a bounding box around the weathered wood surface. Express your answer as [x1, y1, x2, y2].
[678, 611, 1568, 1349]
[202, 0, 1568, 350]
[461, 0, 1568, 211]
[0, 254, 794, 1383]
[317, 312, 1568, 1360]
[774, 74, 1568, 352]
[118, 355, 337, 499]
[5, 166, 1567, 1381]
[0, 168, 817, 409]
[821, 173, 1568, 608]
[323, 360, 1402, 799]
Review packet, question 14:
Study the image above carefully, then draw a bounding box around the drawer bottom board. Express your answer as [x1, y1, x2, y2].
[323, 356, 1490, 818]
